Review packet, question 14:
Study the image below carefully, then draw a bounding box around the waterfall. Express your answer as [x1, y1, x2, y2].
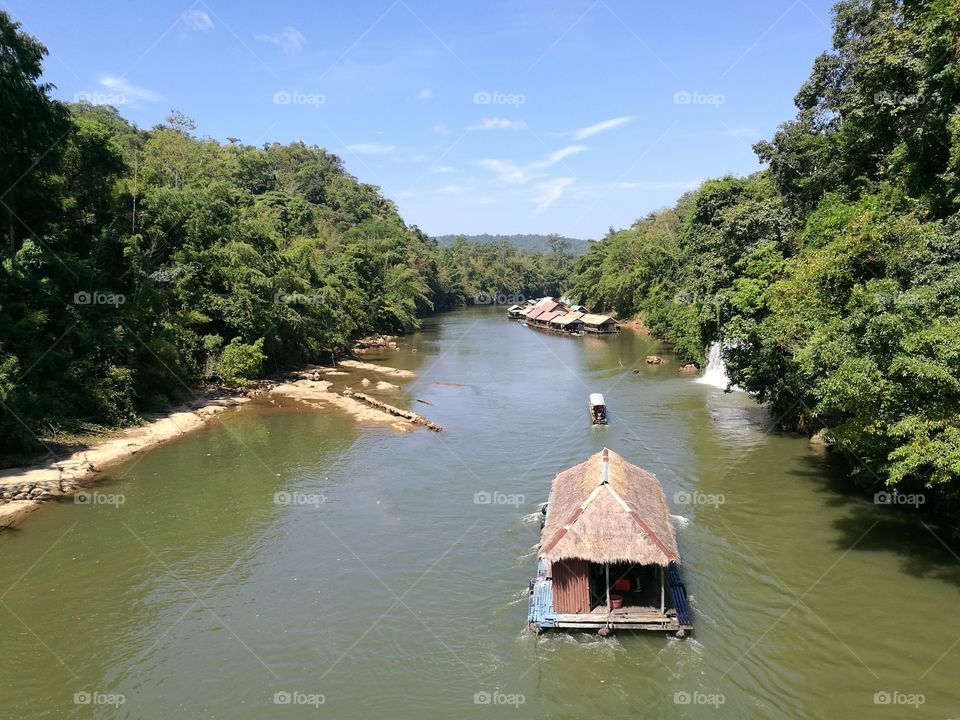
[696, 342, 741, 391]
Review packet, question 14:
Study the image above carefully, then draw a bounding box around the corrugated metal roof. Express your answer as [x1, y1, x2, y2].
[589, 393, 605, 405]
[526, 307, 547, 320]
[538, 310, 564, 322]
[534, 297, 556, 307]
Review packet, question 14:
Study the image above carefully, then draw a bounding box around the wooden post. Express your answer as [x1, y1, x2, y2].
[660, 565, 665, 614]
[605, 564, 611, 611]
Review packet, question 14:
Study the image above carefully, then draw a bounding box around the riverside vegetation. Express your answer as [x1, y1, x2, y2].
[4, 1, 959, 518]
[570, 0, 960, 513]
[0, 11, 573, 463]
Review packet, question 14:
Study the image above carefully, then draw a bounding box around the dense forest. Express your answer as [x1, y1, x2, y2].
[571, 0, 960, 508]
[433, 233, 592, 255]
[0, 11, 572, 461]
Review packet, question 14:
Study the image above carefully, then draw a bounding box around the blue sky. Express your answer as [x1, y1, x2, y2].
[7, 0, 836, 239]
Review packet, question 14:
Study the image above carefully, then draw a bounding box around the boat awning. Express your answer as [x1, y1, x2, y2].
[589, 393, 605, 406]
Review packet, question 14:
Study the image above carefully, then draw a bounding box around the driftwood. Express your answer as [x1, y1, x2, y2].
[346, 392, 443, 432]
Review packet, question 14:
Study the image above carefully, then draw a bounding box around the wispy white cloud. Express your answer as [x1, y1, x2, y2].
[344, 143, 396, 155]
[468, 117, 527, 131]
[478, 145, 588, 185]
[437, 185, 459, 195]
[477, 159, 537, 185]
[255, 27, 306, 53]
[418, 88, 433, 101]
[432, 122, 450, 135]
[534, 178, 574, 214]
[98, 75, 164, 104]
[430, 166, 455, 174]
[567, 116, 634, 140]
[182, 9, 213, 32]
[530, 145, 588, 168]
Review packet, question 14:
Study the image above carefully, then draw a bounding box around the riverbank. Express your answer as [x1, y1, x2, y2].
[0, 360, 430, 530]
[0, 389, 254, 529]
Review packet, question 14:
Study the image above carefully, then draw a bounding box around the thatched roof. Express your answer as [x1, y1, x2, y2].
[580, 313, 617, 326]
[540, 448, 680, 566]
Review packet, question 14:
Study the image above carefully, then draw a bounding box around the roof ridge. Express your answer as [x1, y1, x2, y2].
[539, 479, 606, 556]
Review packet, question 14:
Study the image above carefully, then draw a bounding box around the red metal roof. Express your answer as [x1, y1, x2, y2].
[539, 310, 564, 322]
[526, 307, 547, 320]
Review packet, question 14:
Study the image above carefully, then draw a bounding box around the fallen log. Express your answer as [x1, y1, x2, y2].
[346, 391, 443, 432]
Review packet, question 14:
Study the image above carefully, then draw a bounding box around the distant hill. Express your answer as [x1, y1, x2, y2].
[432, 233, 592, 256]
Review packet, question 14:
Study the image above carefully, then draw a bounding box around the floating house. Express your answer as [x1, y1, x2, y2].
[528, 448, 692, 635]
[548, 311, 585, 334]
[580, 313, 621, 334]
[509, 297, 620, 337]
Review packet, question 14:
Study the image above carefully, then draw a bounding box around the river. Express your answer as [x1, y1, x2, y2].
[2, 306, 958, 719]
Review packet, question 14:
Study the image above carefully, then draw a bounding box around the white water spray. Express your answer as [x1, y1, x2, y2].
[696, 342, 741, 391]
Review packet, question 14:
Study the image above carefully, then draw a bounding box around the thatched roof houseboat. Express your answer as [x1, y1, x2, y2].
[528, 448, 692, 635]
[580, 313, 620, 333]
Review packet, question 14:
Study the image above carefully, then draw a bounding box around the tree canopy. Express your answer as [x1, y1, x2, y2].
[570, 0, 960, 510]
[0, 10, 573, 461]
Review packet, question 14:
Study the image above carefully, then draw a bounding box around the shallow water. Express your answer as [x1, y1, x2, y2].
[2, 307, 958, 718]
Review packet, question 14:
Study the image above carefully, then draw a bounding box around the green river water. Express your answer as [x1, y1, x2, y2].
[2, 306, 959, 719]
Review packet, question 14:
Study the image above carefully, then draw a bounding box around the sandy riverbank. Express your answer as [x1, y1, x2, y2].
[0, 390, 252, 529]
[0, 361, 427, 531]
